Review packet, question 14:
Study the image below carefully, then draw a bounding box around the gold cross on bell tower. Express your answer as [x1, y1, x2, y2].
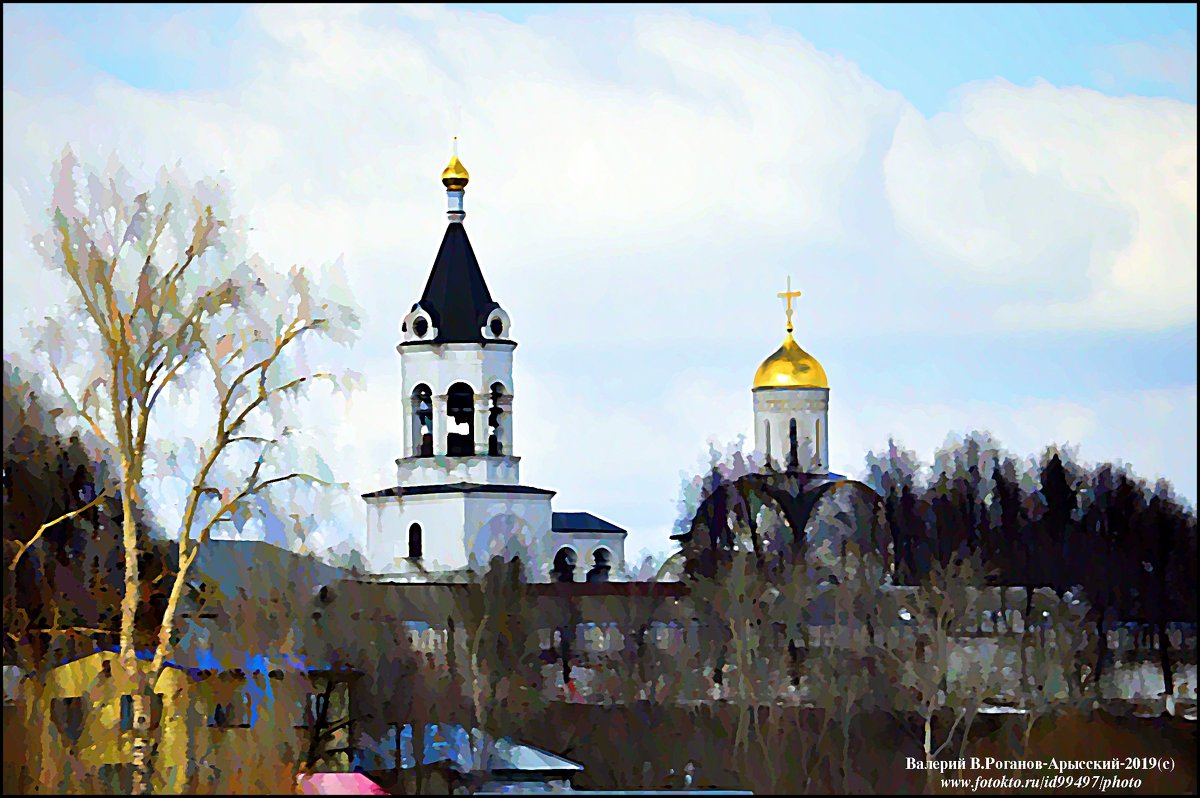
[777, 276, 803, 334]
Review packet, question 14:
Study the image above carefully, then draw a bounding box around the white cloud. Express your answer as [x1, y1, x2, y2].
[3, 5, 1196, 558]
[1100, 32, 1198, 96]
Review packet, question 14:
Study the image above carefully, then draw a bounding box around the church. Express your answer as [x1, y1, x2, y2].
[360, 146, 839, 582]
[359, 147, 628, 582]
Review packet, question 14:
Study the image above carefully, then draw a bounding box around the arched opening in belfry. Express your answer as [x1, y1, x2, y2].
[763, 420, 772, 466]
[788, 418, 799, 471]
[408, 523, 423, 560]
[587, 548, 612, 583]
[815, 418, 822, 469]
[446, 383, 475, 456]
[488, 382, 506, 456]
[552, 547, 577, 583]
[412, 384, 433, 457]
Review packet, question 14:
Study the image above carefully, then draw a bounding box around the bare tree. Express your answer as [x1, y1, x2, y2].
[451, 556, 540, 773]
[28, 150, 359, 792]
[887, 554, 990, 790]
[1017, 589, 1091, 755]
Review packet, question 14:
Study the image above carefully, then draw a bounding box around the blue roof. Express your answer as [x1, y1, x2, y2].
[47, 646, 322, 676]
[48, 646, 197, 673]
[552, 512, 626, 535]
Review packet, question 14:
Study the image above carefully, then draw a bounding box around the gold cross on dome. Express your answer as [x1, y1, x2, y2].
[777, 276, 803, 333]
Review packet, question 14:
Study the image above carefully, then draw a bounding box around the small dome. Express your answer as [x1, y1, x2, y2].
[753, 333, 828, 389]
[441, 154, 469, 190]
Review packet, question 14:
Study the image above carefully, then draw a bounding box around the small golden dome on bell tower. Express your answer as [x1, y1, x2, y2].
[441, 137, 470, 190]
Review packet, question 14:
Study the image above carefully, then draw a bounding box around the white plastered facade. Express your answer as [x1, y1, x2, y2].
[546, 532, 627, 581]
[752, 386, 830, 473]
[396, 339, 519, 485]
[364, 489, 555, 578]
[361, 327, 562, 579]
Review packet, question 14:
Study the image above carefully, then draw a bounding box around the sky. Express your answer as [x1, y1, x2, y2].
[3, 3, 1197, 563]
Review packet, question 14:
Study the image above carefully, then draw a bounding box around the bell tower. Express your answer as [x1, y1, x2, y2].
[396, 141, 519, 487]
[364, 141, 635, 582]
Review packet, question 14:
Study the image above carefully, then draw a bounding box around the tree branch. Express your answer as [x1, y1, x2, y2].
[47, 358, 109, 446]
[10, 487, 113, 572]
[930, 708, 966, 759]
[221, 324, 328, 437]
[227, 436, 277, 446]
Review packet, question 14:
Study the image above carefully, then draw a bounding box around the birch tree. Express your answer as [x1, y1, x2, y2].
[888, 554, 990, 791]
[1019, 589, 1091, 755]
[27, 150, 359, 792]
[452, 555, 536, 772]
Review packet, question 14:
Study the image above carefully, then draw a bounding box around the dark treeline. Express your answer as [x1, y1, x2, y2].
[866, 432, 1197, 691]
[866, 434, 1196, 613]
[2, 362, 180, 673]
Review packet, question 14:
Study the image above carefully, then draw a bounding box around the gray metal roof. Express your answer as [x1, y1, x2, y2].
[388, 724, 583, 775]
[552, 511, 627, 535]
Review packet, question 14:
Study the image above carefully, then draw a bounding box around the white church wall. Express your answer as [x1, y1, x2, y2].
[551, 532, 627, 582]
[480, 345, 517, 456]
[479, 345, 516, 395]
[753, 386, 829, 472]
[398, 342, 518, 465]
[399, 343, 515, 398]
[462, 492, 554, 580]
[396, 455, 520, 488]
[363, 494, 470, 574]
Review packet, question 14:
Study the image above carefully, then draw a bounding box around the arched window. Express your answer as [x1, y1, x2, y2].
[586, 548, 612, 583]
[787, 418, 799, 471]
[488, 382, 506, 456]
[763, 421, 771, 465]
[412, 384, 433, 457]
[552, 548, 577, 583]
[408, 523, 423, 560]
[446, 383, 475, 456]
[815, 418, 822, 469]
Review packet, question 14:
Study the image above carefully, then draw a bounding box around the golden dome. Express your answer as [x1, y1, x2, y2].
[441, 151, 469, 190]
[753, 333, 828, 389]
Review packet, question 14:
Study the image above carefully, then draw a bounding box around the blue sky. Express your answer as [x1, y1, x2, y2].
[7, 4, 1195, 108]
[467, 3, 1198, 110]
[4, 4, 1197, 561]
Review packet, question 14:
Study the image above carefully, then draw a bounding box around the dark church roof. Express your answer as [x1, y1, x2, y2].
[410, 222, 501, 344]
[362, 482, 555, 499]
[552, 511, 627, 535]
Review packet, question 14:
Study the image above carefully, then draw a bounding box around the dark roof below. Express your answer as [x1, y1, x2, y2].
[526, 581, 687, 598]
[362, 482, 555, 499]
[194, 538, 349, 593]
[415, 222, 500, 344]
[552, 511, 627, 535]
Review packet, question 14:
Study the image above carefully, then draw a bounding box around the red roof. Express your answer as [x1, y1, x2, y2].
[297, 773, 387, 795]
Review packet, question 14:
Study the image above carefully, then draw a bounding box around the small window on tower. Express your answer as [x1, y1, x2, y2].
[788, 418, 799, 471]
[490, 317, 504, 337]
[413, 317, 429, 338]
[409, 523, 423, 560]
[412, 385, 434, 457]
